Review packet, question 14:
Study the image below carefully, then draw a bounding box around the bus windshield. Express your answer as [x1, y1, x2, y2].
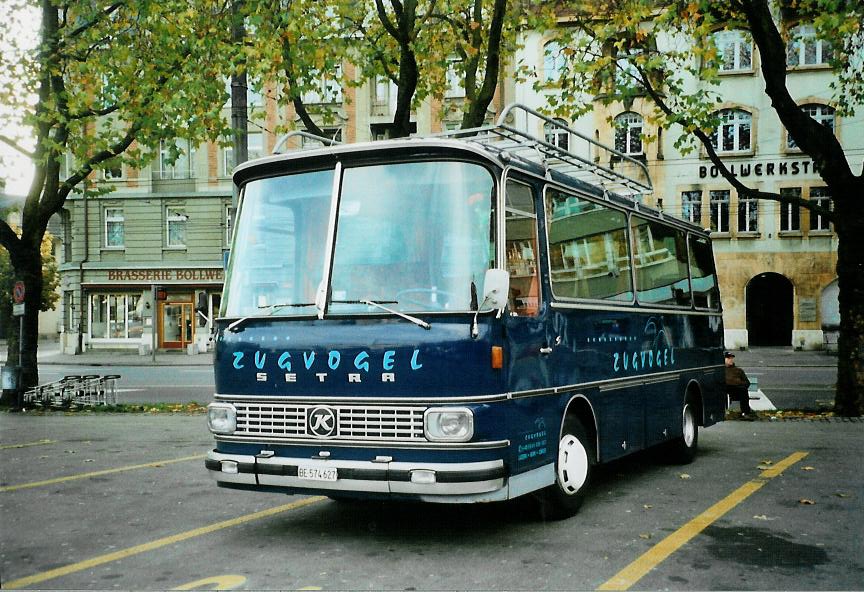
[223, 160, 496, 317]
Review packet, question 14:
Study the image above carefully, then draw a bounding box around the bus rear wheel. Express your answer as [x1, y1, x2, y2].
[668, 398, 699, 464]
[536, 418, 593, 520]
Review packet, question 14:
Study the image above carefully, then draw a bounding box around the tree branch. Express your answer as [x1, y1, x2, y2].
[375, 0, 401, 40]
[0, 220, 22, 257]
[61, 0, 125, 40]
[67, 103, 120, 120]
[742, 0, 857, 193]
[0, 135, 35, 159]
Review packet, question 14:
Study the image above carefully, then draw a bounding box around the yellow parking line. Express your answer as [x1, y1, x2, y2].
[172, 575, 247, 590]
[5, 496, 326, 589]
[597, 451, 809, 591]
[0, 439, 55, 450]
[0, 454, 205, 493]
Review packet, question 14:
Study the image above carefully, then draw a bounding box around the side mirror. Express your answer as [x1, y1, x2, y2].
[481, 269, 510, 313]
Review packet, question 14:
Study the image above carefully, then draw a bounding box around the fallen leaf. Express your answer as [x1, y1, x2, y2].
[760, 459, 774, 465]
[84, 459, 94, 463]
[643, 504, 653, 510]
[753, 515, 775, 521]
[802, 466, 815, 471]
[639, 533, 652, 539]
[757, 464, 773, 471]
[835, 492, 851, 498]
[799, 498, 816, 505]
[679, 473, 691, 480]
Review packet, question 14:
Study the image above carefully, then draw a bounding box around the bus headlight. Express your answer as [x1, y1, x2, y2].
[208, 403, 237, 434]
[424, 408, 474, 442]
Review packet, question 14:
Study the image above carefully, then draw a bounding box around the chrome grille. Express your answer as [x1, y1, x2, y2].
[233, 402, 426, 441]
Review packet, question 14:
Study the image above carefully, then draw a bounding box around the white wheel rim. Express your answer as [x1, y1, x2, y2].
[682, 404, 696, 447]
[557, 434, 589, 495]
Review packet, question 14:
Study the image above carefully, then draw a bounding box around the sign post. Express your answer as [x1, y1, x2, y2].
[12, 281, 25, 406]
[151, 284, 157, 363]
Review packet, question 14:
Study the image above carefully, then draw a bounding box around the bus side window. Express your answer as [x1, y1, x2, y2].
[505, 180, 540, 316]
[689, 235, 720, 310]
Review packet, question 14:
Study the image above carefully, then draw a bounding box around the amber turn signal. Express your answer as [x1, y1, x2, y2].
[491, 346, 503, 369]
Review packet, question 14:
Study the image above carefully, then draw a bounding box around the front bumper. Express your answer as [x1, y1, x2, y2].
[205, 450, 507, 498]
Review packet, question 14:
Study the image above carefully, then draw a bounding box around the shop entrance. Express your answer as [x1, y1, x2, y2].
[746, 273, 793, 346]
[158, 301, 195, 349]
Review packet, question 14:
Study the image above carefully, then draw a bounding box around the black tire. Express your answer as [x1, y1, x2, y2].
[535, 418, 593, 520]
[668, 397, 699, 464]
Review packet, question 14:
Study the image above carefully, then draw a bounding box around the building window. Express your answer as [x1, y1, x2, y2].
[223, 131, 264, 175]
[737, 194, 759, 233]
[61, 209, 72, 263]
[89, 293, 143, 340]
[445, 57, 465, 99]
[810, 187, 831, 231]
[614, 112, 643, 155]
[709, 189, 730, 233]
[224, 77, 264, 108]
[544, 41, 565, 82]
[301, 66, 343, 104]
[104, 208, 125, 248]
[786, 24, 832, 67]
[225, 203, 234, 245]
[780, 187, 801, 232]
[787, 104, 835, 150]
[371, 75, 393, 112]
[166, 207, 188, 248]
[158, 139, 194, 179]
[101, 161, 123, 180]
[371, 122, 416, 141]
[713, 29, 753, 72]
[614, 50, 643, 89]
[301, 127, 343, 148]
[544, 118, 570, 150]
[710, 109, 752, 153]
[681, 190, 702, 225]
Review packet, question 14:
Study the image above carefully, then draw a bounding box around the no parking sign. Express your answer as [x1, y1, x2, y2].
[12, 281, 25, 316]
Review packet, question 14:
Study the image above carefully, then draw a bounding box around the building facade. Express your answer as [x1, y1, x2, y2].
[59, 25, 859, 353]
[57, 71, 493, 353]
[514, 27, 858, 350]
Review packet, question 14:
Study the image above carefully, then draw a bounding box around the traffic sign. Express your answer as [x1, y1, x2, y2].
[12, 303, 24, 316]
[13, 281, 25, 304]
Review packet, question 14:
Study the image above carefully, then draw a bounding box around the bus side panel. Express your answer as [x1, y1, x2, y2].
[542, 307, 724, 462]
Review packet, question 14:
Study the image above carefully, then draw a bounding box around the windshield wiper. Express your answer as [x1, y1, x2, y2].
[343, 299, 431, 330]
[258, 302, 317, 316]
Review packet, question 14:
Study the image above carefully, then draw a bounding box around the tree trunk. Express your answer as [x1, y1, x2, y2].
[833, 195, 864, 416]
[0, 242, 42, 407]
[392, 48, 419, 138]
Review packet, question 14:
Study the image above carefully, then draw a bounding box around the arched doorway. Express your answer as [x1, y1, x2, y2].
[746, 273, 793, 346]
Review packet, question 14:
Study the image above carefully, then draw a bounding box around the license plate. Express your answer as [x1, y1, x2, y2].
[297, 465, 338, 482]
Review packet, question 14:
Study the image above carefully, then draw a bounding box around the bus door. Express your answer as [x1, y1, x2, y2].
[503, 177, 549, 394]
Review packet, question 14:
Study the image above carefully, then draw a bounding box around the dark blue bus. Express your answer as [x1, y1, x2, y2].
[206, 105, 726, 518]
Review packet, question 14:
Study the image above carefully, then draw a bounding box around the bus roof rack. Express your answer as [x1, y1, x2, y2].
[272, 130, 342, 154]
[433, 103, 652, 198]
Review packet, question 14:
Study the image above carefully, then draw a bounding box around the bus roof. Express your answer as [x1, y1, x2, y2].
[233, 104, 711, 237]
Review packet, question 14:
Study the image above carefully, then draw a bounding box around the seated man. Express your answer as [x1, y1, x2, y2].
[725, 351, 755, 419]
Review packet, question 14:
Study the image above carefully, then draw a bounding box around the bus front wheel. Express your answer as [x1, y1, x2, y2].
[536, 418, 593, 520]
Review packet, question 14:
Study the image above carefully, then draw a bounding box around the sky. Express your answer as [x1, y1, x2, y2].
[0, 1, 39, 196]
